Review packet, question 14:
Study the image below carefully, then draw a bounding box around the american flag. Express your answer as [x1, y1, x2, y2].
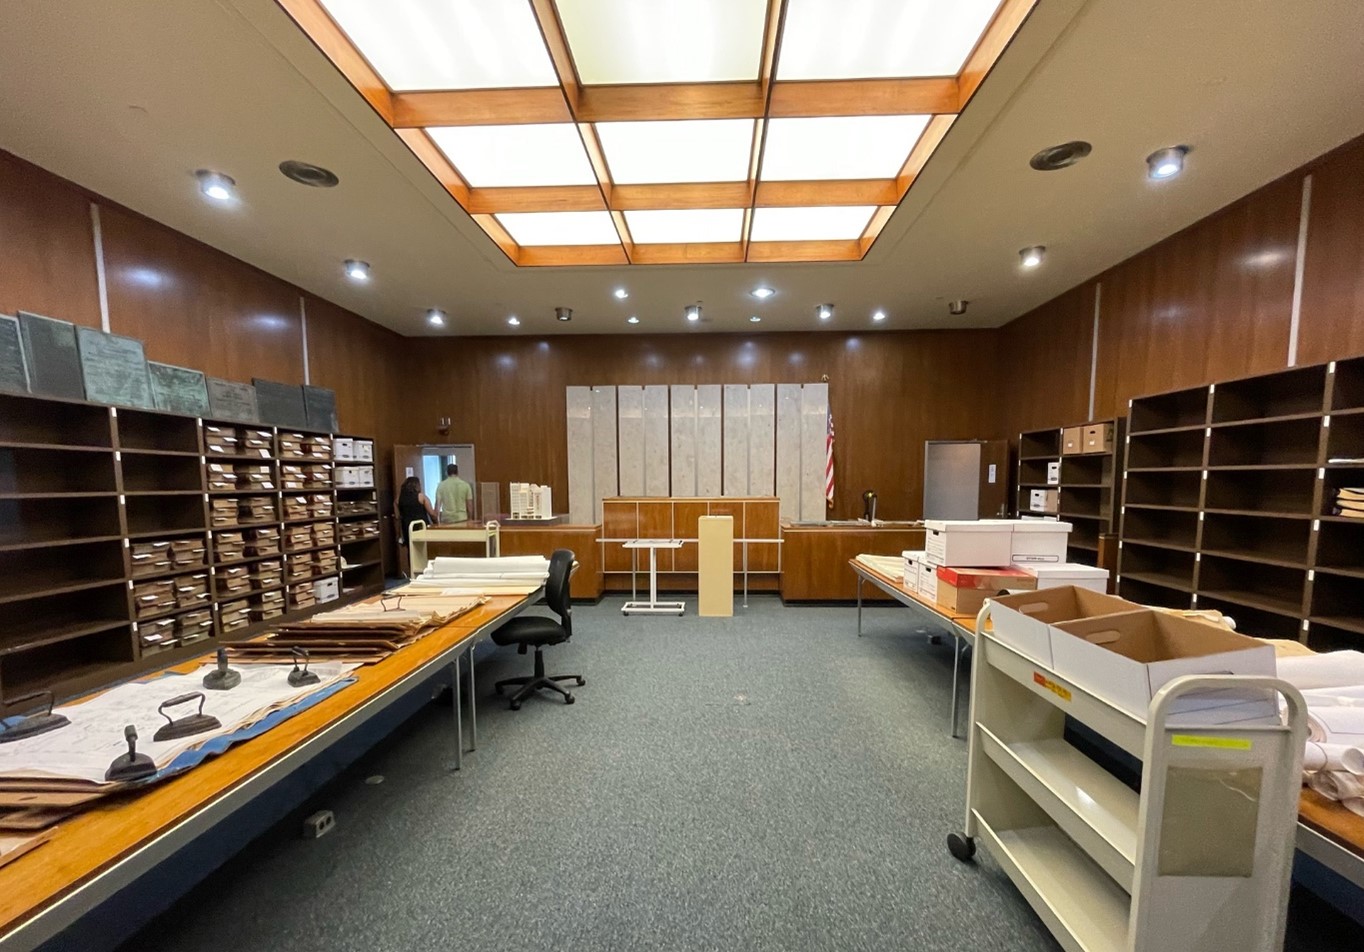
[825, 410, 835, 506]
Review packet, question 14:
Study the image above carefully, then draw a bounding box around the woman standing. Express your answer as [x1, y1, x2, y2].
[394, 476, 437, 578]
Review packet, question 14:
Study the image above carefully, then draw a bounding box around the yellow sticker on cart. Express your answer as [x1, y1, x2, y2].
[1032, 672, 1072, 702]
[1171, 735, 1252, 751]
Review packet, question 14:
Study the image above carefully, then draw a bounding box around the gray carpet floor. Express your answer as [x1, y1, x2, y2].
[125, 596, 1362, 952]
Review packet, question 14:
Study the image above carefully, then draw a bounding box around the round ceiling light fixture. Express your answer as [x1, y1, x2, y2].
[685, 304, 702, 322]
[613, 288, 629, 300]
[344, 259, 370, 282]
[1146, 145, 1189, 181]
[427, 308, 446, 327]
[948, 300, 969, 316]
[555, 307, 573, 322]
[749, 315, 762, 323]
[750, 286, 775, 300]
[627, 316, 640, 324]
[1029, 141, 1093, 171]
[1019, 245, 1046, 269]
[817, 304, 834, 321]
[195, 169, 236, 202]
[279, 160, 340, 188]
[872, 310, 887, 323]
[507, 316, 521, 326]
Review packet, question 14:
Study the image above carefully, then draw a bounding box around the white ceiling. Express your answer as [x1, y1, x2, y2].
[1, 0, 1362, 337]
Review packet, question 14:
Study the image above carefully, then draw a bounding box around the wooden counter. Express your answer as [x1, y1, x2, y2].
[780, 522, 925, 601]
[0, 594, 531, 947]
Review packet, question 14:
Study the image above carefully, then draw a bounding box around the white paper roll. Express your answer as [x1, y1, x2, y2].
[427, 556, 550, 575]
[1276, 651, 1364, 690]
[1302, 685, 1364, 707]
[1303, 742, 1364, 774]
[1307, 706, 1364, 744]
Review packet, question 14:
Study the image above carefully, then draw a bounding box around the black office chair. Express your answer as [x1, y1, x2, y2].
[492, 548, 584, 709]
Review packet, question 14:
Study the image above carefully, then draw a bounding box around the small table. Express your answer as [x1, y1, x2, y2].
[622, 539, 686, 615]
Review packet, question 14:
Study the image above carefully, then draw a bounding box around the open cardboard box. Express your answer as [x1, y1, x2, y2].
[1052, 609, 1277, 723]
[987, 585, 1136, 666]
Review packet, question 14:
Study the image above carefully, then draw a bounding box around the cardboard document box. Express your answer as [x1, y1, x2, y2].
[987, 585, 1136, 666]
[935, 566, 1035, 615]
[924, 520, 1014, 567]
[901, 550, 926, 591]
[1051, 609, 1277, 722]
[313, 577, 341, 602]
[1061, 426, 1084, 455]
[1083, 423, 1115, 453]
[1010, 519, 1071, 563]
[1046, 461, 1061, 485]
[1019, 563, 1110, 593]
[1028, 489, 1060, 514]
[917, 560, 939, 602]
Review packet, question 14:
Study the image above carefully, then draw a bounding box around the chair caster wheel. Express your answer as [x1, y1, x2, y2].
[494, 686, 503, 696]
[576, 677, 586, 686]
[564, 694, 575, 705]
[928, 634, 943, 645]
[510, 700, 521, 710]
[947, 833, 976, 862]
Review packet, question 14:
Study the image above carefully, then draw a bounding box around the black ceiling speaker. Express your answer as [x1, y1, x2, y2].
[1029, 141, 1093, 171]
[279, 160, 340, 188]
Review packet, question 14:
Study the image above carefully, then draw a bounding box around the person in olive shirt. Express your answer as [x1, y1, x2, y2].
[435, 463, 473, 524]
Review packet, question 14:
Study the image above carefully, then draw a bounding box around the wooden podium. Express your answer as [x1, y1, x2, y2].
[697, 515, 734, 617]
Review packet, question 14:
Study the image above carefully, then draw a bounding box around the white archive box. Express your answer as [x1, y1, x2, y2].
[1046, 461, 1060, 485]
[923, 520, 1014, 567]
[917, 560, 939, 602]
[987, 586, 1134, 666]
[901, 550, 927, 591]
[1052, 610, 1278, 723]
[332, 437, 354, 460]
[1019, 562, 1109, 592]
[313, 577, 341, 603]
[1009, 519, 1071, 563]
[1028, 488, 1059, 513]
[354, 440, 374, 462]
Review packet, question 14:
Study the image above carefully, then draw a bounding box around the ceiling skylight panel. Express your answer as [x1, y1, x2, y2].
[427, 125, 597, 188]
[596, 120, 755, 184]
[749, 206, 878, 242]
[760, 115, 930, 181]
[495, 212, 621, 246]
[556, 0, 769, 84]
[318, 0, 558, 90]
[623, 209, 745, 244]
[777, 0, 1003, 80]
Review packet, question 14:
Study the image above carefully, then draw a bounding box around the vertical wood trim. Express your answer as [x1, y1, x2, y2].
[300, 296, 311, 384]
[1088, 282, 1101, 420]
[90, 203, 110, 332]
[1288, 174, 1313, 368]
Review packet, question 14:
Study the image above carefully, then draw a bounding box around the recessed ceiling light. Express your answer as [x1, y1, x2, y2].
[195, 169, 235, 202]
[1019, 245, 1046, 269]
[627, 316, 640, 325]
[507, 316, 521, 326]
[817, 304, 834, 321]
[872, 310, 887, 322]
[614, 288, 629, 300]
[751, 287, 775, 299]
[1029, 141, 1092, 171]
[685, 305, 702, 322]
[279, 160, 339, 188]
[1147, 146, 1189, 180]
[427, 308, 446, 327]
[749, 315, 762, 323]
[555, 307, 573, 322]
[344, 259, 370, 282]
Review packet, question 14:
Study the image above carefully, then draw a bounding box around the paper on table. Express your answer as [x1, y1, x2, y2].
[426, 556, 548, 575]
[1276, 651, 1364, 690]
[1347, 799, 1364, 818]
[1304, 742, 1364, 775]
[1309, 770, 1364, 801]
[0, 662, 355, 785]
[1306, 706, 1364, 745]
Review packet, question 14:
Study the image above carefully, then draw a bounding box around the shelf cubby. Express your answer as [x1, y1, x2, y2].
[1018, 458, 1055, 487]
[1309, 573, 1364, 635]
[0, 496, 122, 547]
[1314, 519, 1364, 574]
[1197, 596, 1304, 641]
[0, 393, 111, 447]
[1058, 455, 1110, 486]
[1325, 412, 1364, 462]
[0, 540, 128, 604]
[120, 452, 205, 493]
[1019, 429, 1061, 460]
[0, 446, 118, 494]
[1116, 575, 1192, 609]
[1127, 386, 1208, 434]
[1126, 428, 1205, 469]
[115, 409, 201, 454]
[1203, 468, 1316, 516]
[1210, 365, 1327, 423]
[1329, 356, 1364, 412]
[1121, 506, 1198, 551]
[125, 493, 207, 536]
[1304, 621, 1362, 653]
[0, 585, 131, 655]
[1118, 541, 1196, 592]
[0, 628, 135, 699]
[1123, 470, 1201, 509]
[1200, 512, 1310, 567]
[1206, 417, 1322, 467]
[1197, 555, 1307, 620]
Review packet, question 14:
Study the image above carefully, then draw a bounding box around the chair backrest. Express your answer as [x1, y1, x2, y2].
[546, 548, 574, 635]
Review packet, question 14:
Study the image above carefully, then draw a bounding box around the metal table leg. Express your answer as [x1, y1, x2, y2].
[468, 644, 477, 751]
[742, 540, 749, 609]
[950, 631, 963, 739]
[450, 658, 463, 771]
[856, 576, 863, 636]
[648, 546, 659, 606]
[631, 546, 638, 602]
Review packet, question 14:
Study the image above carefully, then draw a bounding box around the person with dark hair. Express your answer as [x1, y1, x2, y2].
[435, 462, 472, 524]
[394, 476, 437, 576]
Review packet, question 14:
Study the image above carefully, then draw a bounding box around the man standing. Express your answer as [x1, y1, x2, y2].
[435, 463, 473, 525]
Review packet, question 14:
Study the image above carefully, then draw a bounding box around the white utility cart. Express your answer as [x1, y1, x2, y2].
[949, 601, 1308, 952]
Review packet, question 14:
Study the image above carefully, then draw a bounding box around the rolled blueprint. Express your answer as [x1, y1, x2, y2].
[1306, 706, 1364, 744]
[1276, 651, 1364, 690]
[1303, 742, 1364, 775]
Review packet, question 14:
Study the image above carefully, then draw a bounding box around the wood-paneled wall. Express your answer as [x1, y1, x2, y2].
[0, 150, 407, 571]
[998, 134, 1364, 443]
[397, 331, 1002, 521]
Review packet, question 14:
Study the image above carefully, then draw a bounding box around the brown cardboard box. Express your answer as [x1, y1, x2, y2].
[935, 566, 1036, 615]
[1083, 422, 1115, 453]
[988, 586, 1139, 666]
[1061, 426, 1084, 455]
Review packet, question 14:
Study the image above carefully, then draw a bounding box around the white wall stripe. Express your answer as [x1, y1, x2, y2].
[1088, 281, 1101, 419]
[90, 203, 111, 332]
[1287, 174, 1312, 368]
[299, 296, 311, 384]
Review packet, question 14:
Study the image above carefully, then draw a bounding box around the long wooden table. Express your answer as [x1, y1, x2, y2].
[0, 592, 535, 950]
[849, 558, 978, 737]
[849, 559, 1364, 893]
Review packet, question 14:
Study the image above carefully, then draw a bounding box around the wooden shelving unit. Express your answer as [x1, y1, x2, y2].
[0, 390, 384, 701]
[1015, 418, 1125, 567]
[334, 435, 384, 598]
[1116, 356, 1364, 648]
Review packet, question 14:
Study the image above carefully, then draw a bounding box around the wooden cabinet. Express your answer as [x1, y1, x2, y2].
[779, 523, 926, 601]
[601, 497, 779, 592]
